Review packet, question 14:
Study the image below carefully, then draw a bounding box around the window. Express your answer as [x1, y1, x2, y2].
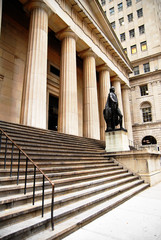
[118, 2, 123, 12]
[119, 17, 124, 26]
[142, 136, 157, 145]
[143, 63, 150, 73]
[137, 8, 143, 18]
[128, 13, 133, 22]
[120, 33, 126, 42]
[140, 84, 148, 96]
[141, 41, 147, 51]
[136, 0, 141, 3]
[50, 65, 60, 77]
[131, 45, 137, 54]
[129, 29, 135, 38]
[141, 102, 152, 122]
[123, 48, 127, 55]
[104, 10, 106, 15]
[139, 25, 145, 34]
[109, 7, 114, 15]
[111, 21, 115, 29]
[109, 0, 113, 2]
[126, 0, 132, 7]
[133, 66, 139, 75]
[142, 107, 152, 122]
[101, 0, 106, 5]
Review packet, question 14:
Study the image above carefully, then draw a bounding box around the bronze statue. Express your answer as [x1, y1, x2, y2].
[103, 86, 123, 131]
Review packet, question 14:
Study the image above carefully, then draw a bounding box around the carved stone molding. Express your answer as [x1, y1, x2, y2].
[79, 48, 97, 59]
[24, 0, 52, 16]
[97, 63, 110, 72]
[56, 27, 78, 41]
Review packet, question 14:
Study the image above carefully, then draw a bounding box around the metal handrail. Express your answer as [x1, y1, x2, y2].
[0, 128, 55, 230]
[128, 139, 139, 150]
[128, 139, 160, 152]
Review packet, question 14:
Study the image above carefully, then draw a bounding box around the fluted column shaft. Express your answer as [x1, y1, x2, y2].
[21, 2, 49, 128]
[58, 28, 78, 135]
[0, 0, 2, 35]
[122, 85, 133, 142]
[152, 81, 160, 121]
[112, 79, 124, 126]
[98, 65, 111, 140]
[82, 49, 100, 140]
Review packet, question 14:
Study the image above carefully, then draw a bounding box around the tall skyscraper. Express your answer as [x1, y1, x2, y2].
[99, 0, 161, 149]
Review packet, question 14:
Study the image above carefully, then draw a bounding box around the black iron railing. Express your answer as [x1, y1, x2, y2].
[128, 139, 139, 150]
[0, 128, 55, 230]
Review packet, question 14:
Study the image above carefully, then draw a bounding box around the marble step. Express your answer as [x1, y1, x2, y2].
[0, 163, 118, 177]
[0, 121, 105, 150]
[0, 169, 130, 196]
[0, 159, 114, 169]
[0, 177, 142, 226]
[0, 182, 149, 240]
[0, 167, 126, 186]
[28, 183, 149, 240]
[0, 173, 136, 210]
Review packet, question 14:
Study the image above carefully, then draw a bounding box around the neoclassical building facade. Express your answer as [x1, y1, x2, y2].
[99, 0, 161, 149]
[0, 0, 133, 142]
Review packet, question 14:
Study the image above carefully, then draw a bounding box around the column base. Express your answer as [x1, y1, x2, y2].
[105, 129, 130, 152]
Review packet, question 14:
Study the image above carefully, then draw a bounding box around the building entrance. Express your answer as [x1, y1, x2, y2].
[48, 94, 59, 131]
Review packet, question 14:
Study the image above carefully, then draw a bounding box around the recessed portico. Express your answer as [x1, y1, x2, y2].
[2, 0, 133, 141]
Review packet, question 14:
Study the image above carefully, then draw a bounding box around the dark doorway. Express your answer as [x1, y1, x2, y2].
[142, 136, 157, 145]
[48, 94, 59, 131]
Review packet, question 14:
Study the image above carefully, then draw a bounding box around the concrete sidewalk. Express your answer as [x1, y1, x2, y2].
[64, 182, 161, 240]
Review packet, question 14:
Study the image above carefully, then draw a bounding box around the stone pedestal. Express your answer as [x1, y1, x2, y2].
[105, 129, 130, 152]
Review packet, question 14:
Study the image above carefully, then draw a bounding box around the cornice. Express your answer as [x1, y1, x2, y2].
[129, 69, 161, 81]
[68, 0, 133, 73]
[131, 52, 161, 65]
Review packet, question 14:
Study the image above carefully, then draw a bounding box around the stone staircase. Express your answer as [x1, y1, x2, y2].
[0, 120, 149, 240]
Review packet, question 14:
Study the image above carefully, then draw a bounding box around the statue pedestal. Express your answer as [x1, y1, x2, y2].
[105, 129, 130, 152]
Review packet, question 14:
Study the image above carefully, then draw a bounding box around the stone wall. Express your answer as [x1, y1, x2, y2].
[133, 122, 161, 150]
[110, 149, 161, 186]
[0, 15, 28, 123]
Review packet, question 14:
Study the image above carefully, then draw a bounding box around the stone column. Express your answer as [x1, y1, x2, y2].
[81, 49, 100, 140]
[152, 81, 160, 121]
[112, 78, 124, 127]
[21, 1, 50, 129]
[97, 64, 111, 141]
[0, 0, 2, 35]
[57, 27, 78, 135]
[122, 84, 133, 142]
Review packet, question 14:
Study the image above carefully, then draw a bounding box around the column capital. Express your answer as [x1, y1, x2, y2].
[79, 48, 97, 59]
[122, 84, 131, 90]
[56, 27, 78, 41]
[97, 63, 110, 72]
[24, 0, 52, 16]
[111, 75, 121, 83]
